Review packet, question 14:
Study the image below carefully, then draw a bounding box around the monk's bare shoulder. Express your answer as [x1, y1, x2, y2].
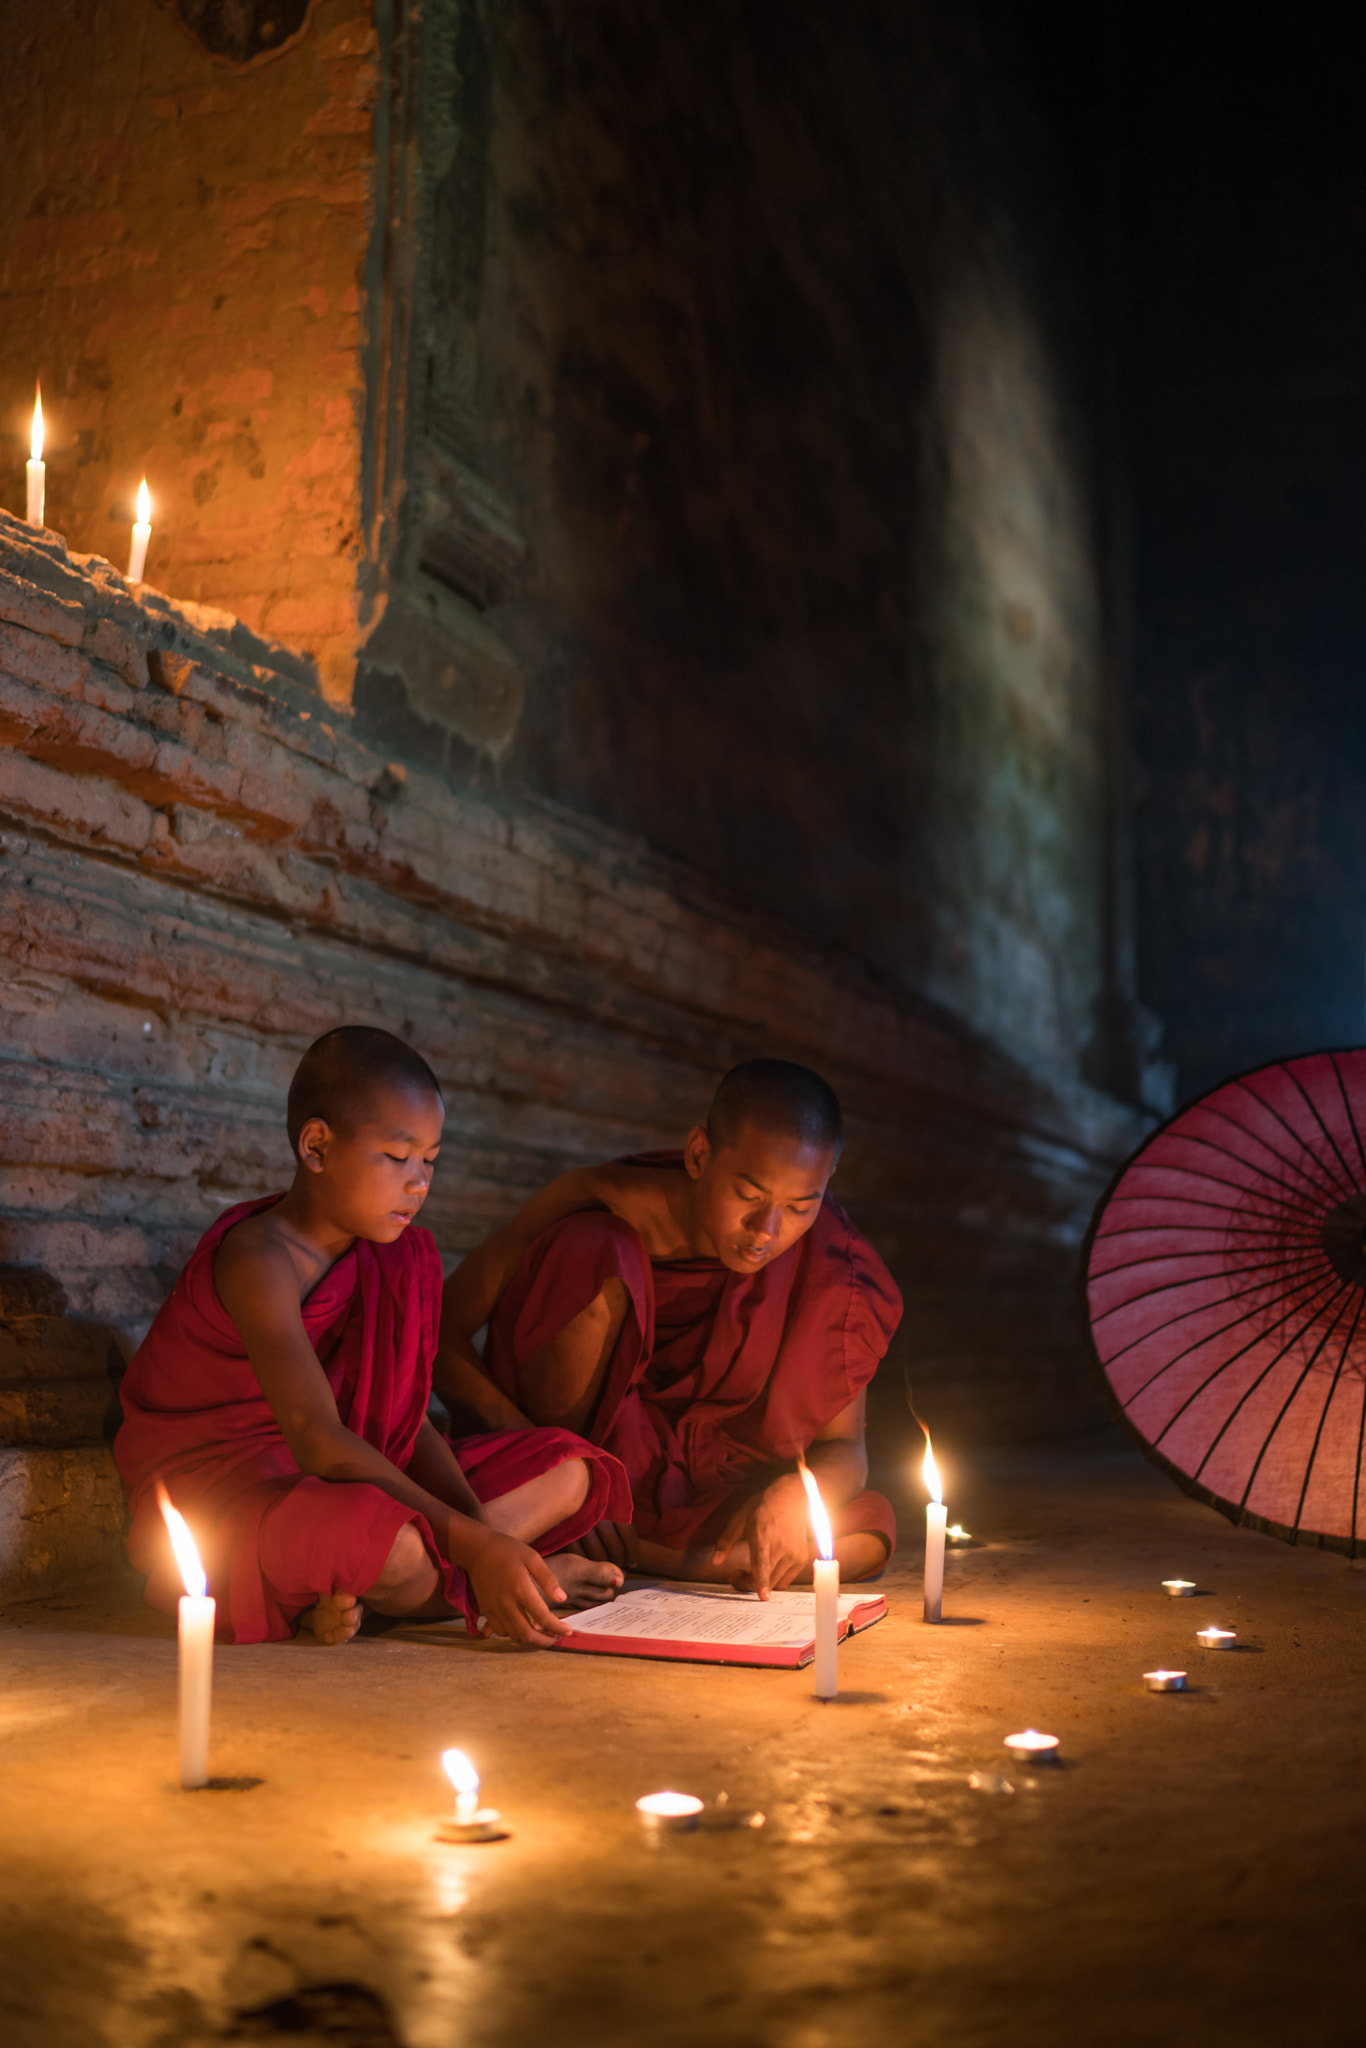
[213, 1209, 311, 1303]
[596, 1160, 678, 1232]
[590, 1159, 693, 1257]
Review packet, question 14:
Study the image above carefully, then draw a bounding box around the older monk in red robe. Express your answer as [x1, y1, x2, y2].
[437, 1060, 901, 1593]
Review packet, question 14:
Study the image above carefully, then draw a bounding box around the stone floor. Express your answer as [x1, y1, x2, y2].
[3, 1434, 1366, 2048]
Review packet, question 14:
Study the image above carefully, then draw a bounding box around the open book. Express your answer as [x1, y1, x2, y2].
[555, 1581, 888, 1668]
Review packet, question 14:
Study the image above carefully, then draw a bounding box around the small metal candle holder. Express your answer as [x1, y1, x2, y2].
[1143, 1669, 1188, 1692]
[1197, 1626, 1236, 1650]
[635, 1791, 704, 1833]
[1161, 1579, 1197, 1598]
[434, 1810, 510, 1844]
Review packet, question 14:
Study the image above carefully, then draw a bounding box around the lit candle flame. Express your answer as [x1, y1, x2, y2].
[30, 385, 43, 464]
[441, 1748, 479, 1798]
[136, 477, 151, 525]
[156, 1480, 207, 1598]
[798, 1461, 834, 1561]
[922, 1432, 943, 1507]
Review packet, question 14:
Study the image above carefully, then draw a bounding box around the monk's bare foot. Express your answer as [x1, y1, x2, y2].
[548, 1554, 622, 1608]
[297, 1592, 363, 1645]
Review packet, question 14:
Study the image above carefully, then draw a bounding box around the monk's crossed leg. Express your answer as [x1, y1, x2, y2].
[296, 1458, 622, 1644]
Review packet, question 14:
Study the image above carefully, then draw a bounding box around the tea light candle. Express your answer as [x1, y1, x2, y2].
[127, 478, 152, 584]
[435, 1749, 509, 1842]
[1162, 1579, 1196, 1598]
[1197, 1626, 1236, 1650]
[636, 1791, 704, 1833]
[1003, 1729, 1060, 1765]
[1143, 1669, 1188, 1692]
[26, 385, 44, 528]
[947, 1524, 972, 1545]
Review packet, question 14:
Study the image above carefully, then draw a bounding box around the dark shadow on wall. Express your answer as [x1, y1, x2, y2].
[1123, 2, 1366, 1100]
[360, 0, 1133, 1096]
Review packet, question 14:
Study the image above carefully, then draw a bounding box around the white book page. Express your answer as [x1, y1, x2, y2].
[565, 1582, 874, 1649]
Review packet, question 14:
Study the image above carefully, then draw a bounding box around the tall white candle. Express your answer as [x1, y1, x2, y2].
[921, 1432, 946, 1623]
[924, 1502, 947, 1623]
[127, 477, 152, 584]
[159, 1485, 214, 1789]
[178, 1592, 215, 1789]
[799, 1463, 840, 1699]
[812, 1556, 840, 1698]
[26, 385, 44, 528]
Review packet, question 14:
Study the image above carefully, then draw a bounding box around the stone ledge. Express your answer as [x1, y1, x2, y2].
[0, 1445, 127, 1603]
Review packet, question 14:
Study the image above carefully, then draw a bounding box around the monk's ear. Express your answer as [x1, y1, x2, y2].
[296, 1115, 333, 1175]
[683, 1124, 711, 1181]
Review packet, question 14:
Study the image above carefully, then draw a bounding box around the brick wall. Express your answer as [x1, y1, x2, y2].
[0, 508, 1143, 1595]
[1, 0, 373, 700]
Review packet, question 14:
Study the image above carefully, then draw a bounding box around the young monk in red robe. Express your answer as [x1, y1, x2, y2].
[436, 1059, 901, 1595]
[115, 1027, 630, 1646]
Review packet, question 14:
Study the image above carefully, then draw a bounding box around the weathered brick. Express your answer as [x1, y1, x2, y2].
[0, 620, 85, 698]
[0, 1383, 113, 1446]
[0, 571, 84, 648]
[0, 686, 152, 797]
[0, 750, 153, 854]
[0, 1445, 128, 1598]
[82, 614, 149, 689]
[145, 738, 242, 810]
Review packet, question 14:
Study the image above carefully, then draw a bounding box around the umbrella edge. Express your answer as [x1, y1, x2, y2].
[1076, 1043, 1366, 1558]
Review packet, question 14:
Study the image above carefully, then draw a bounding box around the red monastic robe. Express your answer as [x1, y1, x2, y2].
[485, 1159, 902, 1556]
[115, 1196, 630, 1642]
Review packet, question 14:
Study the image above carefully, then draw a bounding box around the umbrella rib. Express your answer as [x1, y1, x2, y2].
[1218, 1083, 1350, 1205]
[1281, 1063, 1361, 1196]
[1195, 1099, 1345, 1208]
[1096, 1219, 1320, 1245]
[1229, 1286, 1358, 1512]
[1095, 1267, 1337, 1379]
[1133, 1136, 1321, 1223]
[1162, 1275, 1350, 1467]
[1100, 1190, 1324, 1227]
[1090, 1245, 1325, 1316]
[1121, 1155, 1322, 1226]
[1290, 1288, 1366, 1534]
[1187, 1114, 1343, 1220]
[1119, 1268, 1338, 1406]
[1328, 1050, 1366, 1189]
[1097, 1196, 1318, 1220]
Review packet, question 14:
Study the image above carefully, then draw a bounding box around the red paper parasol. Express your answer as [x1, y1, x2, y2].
[1085, 1049, 1366, 1552]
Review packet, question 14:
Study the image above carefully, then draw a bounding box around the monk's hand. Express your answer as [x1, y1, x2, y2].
[712, 1475, 813, 1599]
[465, 1530, 573, 1646]
[577, 1519, 640, 1571]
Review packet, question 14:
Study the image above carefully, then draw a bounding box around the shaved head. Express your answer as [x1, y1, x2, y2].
[287, 1027, 442, 1152]
[706, 1058, 843, 1160]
